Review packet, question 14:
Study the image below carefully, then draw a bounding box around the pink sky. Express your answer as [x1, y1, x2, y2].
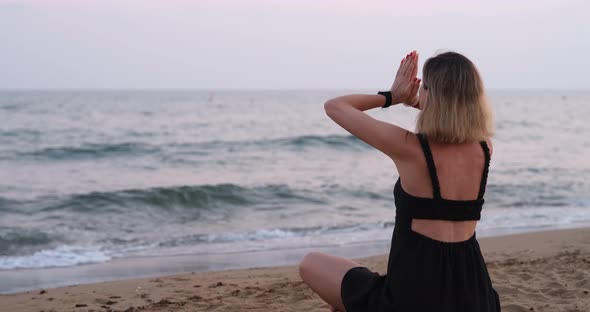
[1, 0, 568, 15]
[2, 0, 586, 89]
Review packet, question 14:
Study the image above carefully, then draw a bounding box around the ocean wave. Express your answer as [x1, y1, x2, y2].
[16, 142, 162, 160]
[168, 134, 369, 153]
[5, 134, 369, 162]
[0, 198, 20, 213]
[0, 229, 54, 256]
[273, 134, 369, 150]
[485, 183, 575, 208]
[0, 103, 22, 111]
[0, 223, 395, 269]
[0, 128, 41, 139]
[9, 183, 325, 214]
[0, 245, 110, 270]
[157, 222, 393, 247]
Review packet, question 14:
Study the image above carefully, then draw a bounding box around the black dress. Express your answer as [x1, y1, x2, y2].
[341, 133, 501, 312]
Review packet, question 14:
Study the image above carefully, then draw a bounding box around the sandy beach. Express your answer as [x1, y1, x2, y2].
[1, 228, 589, 312]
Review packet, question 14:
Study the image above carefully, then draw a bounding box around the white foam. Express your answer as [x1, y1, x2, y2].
[204, 223, 384, 243]
[0, 245, 111, 270]
[206, 228, 307, 243]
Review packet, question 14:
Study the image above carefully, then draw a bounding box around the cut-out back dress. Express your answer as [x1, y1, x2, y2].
[341, 133, 501, 312]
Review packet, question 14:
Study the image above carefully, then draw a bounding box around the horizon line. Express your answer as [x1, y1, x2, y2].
[0, 88, 588, 92]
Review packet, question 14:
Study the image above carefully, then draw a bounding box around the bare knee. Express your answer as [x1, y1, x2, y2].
[299, 251, 324, 281]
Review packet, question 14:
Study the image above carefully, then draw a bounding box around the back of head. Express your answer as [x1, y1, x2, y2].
[416, 51, 494, 144]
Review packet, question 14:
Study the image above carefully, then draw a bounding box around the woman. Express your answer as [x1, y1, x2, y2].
[299, 51, 501, 312]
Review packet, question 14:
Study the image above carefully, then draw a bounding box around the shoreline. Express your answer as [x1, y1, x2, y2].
[2, 227, 590, 311]
[0, 239, 392, 295]
[1, 223, 589, 295]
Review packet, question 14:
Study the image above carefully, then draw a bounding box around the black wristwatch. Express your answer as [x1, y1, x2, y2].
[377, 91, 392, 108]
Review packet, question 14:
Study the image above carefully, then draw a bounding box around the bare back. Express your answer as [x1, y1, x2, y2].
[395, 133, 492, 243]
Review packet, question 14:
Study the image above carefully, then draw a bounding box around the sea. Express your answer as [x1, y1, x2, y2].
[0, 90, 589, 292]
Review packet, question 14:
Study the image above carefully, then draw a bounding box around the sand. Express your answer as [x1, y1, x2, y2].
[2, 228, 590, 312]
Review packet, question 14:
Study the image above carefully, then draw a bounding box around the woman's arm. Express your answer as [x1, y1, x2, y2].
[324, 51, 421, 161]
[324, 94, 413, 159]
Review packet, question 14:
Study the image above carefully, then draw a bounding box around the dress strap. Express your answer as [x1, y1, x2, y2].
[478, 140, 491, 199]
[416, 133, 442, 199]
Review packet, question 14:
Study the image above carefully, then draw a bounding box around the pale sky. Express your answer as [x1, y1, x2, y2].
[0, 0, 588, 90]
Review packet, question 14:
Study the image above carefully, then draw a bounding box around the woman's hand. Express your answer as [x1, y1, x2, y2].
[390, 50, 421, 108]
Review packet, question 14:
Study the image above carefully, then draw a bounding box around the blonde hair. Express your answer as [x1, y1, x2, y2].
[416, 51, 494, 144]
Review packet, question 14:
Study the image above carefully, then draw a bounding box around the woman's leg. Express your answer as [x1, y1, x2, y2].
[298, 251, 362, 312]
